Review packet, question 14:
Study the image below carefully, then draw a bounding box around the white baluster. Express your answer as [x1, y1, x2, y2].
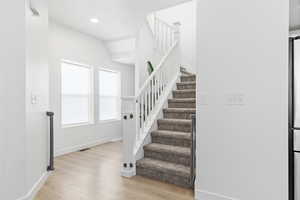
[137, 97, 141, 141]
[146, 86, 149, 120]
[160, 71, 163, 94]
[141, 93, 145, 135]
[151, 78, 154, 111]
[155, 75, 158, 101]
[157, 71, 161, 98]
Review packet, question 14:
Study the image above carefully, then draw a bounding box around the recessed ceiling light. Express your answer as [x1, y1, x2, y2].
[90, 18, 99, 23]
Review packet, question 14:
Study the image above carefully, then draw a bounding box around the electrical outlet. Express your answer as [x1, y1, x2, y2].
[31, 94, 38, 105]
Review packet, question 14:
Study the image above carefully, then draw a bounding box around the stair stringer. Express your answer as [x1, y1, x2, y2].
[134, 72, 181, 161]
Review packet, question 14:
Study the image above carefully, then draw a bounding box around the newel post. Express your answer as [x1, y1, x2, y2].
[121, 97, 137, 177]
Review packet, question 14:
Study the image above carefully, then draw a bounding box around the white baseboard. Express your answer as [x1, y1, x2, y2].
[195, 189, 239, 200]
[55, 137, 122, 157]
[17, 172, 50, 200]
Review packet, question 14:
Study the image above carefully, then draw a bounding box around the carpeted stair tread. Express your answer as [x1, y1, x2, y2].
[152, 130, 192, 140]
[181, 75, 196, 79]
[158, 118, 192, 132]
[163, 108, 196, 119]
[173, 90, 196, 98]
[151, 130, 192, 147]
[136, 158, 190, 178]
[180, 75, 196, 82]
[158, 119, 192, 127]
[168, 98, 196, 108]
[144, 143, 190, 157]
[177, 81, 196, 85]
[163, 108, 196, 113]
[177, 82, 196, 90]
[173, 89, 196, 93]
[168, 98, 196, 103]
[158, 118, 192, 124]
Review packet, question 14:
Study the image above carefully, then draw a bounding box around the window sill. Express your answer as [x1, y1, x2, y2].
[99, 119, 121, 124]
[62, 122, 93, 129]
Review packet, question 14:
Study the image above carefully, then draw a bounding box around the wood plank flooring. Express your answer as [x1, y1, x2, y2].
[34, 141, 194, 200]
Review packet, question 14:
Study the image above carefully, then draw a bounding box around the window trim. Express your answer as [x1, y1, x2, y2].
[98, 67, 121, 122]
[60, 59, 95, 128]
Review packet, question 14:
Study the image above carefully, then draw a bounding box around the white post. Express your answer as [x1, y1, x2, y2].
[121, 97, 137, 177]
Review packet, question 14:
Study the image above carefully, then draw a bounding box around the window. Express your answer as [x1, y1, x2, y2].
[98, 69, 121, 121]
[61, 61, 93, 126]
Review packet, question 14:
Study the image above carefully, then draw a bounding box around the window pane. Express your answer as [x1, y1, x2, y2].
[99, 70, 120, 96]
[61, 61, 92, 125]
[99, 96, 121, 120]
[62, 62, 91, 95]
[62, 95, 90, 125]
[98, 69, 121, 121]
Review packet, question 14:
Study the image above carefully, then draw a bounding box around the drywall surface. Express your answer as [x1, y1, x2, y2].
[0, 1, 26, 200]
[25, 0, 50, 196]
[196, 0, 289, 199]
[105, 37, 136, 65]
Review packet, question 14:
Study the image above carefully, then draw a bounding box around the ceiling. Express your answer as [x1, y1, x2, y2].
[49, 0, 190, 41]
[50, 0, 300, 41]
[290, 0, 300, 30]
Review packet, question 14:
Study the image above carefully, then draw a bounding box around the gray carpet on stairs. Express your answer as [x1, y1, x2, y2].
[136, 74, 196, 188]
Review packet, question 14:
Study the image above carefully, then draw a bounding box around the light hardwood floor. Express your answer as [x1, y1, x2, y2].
[35, 141, 194, 200]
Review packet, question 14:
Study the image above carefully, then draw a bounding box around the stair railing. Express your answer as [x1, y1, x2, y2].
[121, 15, 181, 177]
[46, 111, 55, 171]
[147, 14, 179, 54]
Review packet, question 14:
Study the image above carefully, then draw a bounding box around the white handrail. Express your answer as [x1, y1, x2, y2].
[136, 40, 178, 98]
[147, 14, 180, 54]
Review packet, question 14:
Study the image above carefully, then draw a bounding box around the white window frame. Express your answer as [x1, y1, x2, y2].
[61, 59, 94, 128]
[98, 67, 121, 123]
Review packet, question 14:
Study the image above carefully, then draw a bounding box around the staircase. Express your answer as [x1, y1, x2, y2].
[136, 73, 196, 188]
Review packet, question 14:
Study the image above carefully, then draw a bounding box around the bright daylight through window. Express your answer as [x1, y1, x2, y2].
[98, 69, 121, 121]
[61, 61, 93, 126]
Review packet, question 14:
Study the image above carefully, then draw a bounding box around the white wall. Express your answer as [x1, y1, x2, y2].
[156, 0, 196, 73]
[105, 37, 136, 65]
[196, 0, 289, 199]
[0, 1, 49, 200]
[135, 20, 169, 91]
[0, 2, 26, 199]
[135, 21, 157, 91]
[290, 0, 300, 30]
[25, 0, 49, 196]
[49, 21, 134, 156]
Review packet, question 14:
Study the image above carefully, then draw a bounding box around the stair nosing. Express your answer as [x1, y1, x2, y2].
[163, 108, 196, 112]
[144, 143, 191, 156]
[152, 130, 192, 139]
[177, 82, 196, 85]
[136, 158, 191, 177]
[157, 119, 192, 128]
[168, 98, 196, 102]
[173, 89, 196, 92]
[181, 75, 196, 78]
